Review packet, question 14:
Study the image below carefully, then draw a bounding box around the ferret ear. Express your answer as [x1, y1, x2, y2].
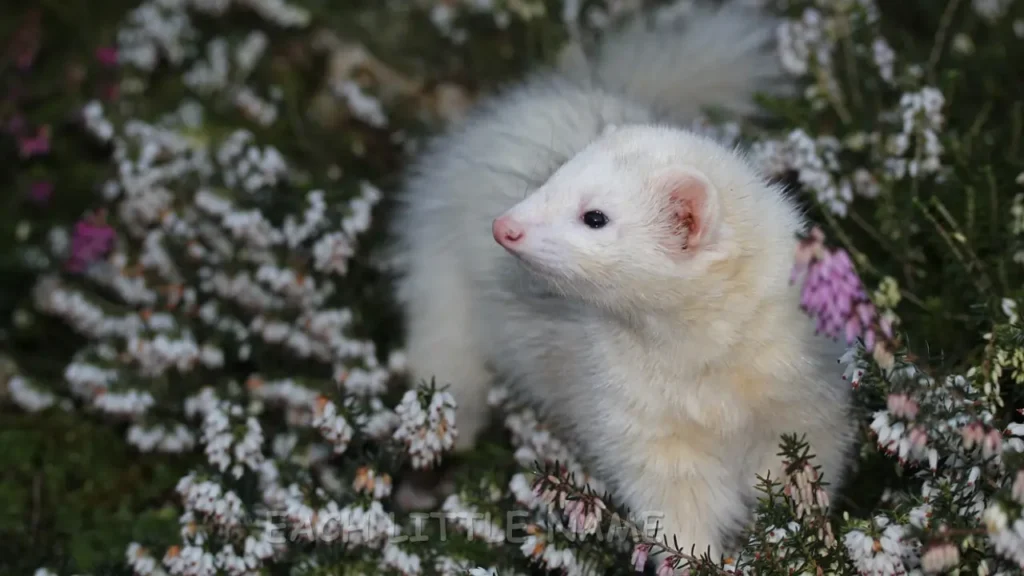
[654, 168, 720, 252]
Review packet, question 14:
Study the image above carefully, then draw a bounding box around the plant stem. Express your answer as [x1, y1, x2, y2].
[927, 0, 963, 82]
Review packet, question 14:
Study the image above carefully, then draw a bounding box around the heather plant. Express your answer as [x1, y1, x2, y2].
[2, 1, 1024, 576]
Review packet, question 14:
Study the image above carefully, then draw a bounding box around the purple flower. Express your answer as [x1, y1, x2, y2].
[792, 233, 883, 347]
[18, 125, 50, 158]
[66, 218, 116, 273]
[95, 46, 118, 67]
[29, 181, 53, 203]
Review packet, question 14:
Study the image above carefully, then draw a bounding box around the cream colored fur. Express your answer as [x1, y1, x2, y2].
[391, 0, 853, 564]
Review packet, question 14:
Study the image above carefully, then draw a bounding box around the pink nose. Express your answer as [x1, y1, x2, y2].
[492, 215, 524, 247]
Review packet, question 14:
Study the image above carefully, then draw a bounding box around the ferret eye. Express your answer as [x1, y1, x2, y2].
[582, 210, 609, 229]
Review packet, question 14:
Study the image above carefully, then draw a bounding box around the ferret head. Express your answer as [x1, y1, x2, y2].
[491, 125, 799, 314]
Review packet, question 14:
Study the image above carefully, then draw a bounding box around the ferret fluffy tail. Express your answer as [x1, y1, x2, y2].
[562, 1, 787, 122]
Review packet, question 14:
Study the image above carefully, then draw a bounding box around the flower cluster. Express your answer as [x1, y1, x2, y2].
[393, 387, 458, 469]
[884, 87, 946, 181]
[792, 227, 896, 357]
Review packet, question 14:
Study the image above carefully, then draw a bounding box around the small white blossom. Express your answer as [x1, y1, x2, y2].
[312, 398, 354, 454]
[393, 389, 458, 469]
[7, 375, 56, 412]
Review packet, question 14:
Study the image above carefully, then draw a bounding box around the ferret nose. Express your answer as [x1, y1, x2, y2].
[492, 215, 524, 247]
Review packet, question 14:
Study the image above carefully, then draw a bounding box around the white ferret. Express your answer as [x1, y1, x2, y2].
[392, 1, 854, 561]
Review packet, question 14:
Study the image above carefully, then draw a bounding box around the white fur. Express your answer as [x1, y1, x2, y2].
[391, 1, 853, 562]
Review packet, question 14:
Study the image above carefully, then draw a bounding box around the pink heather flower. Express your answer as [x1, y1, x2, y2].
[631, 543, 652, 571]
[95, 46, 118, 67]
[792, 228, 891, 348]
[908, 426, 928, 449]
[982, 429, 1003, 459]
[29, 181, 53, 203]
[961, 423, 985, 450]
[67, 218, 116, 273]
[656, 557, 677, 576]
[18, 125, 51, 158]
[887, 393, 919, 420]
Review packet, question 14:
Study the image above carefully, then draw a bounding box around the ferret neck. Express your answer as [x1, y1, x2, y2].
[608, 293, 776, 371]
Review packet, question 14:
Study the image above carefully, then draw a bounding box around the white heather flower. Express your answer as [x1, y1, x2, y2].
[749, 139, 790, 177]
[282, 190, 327, 248]
[1012, 470, 1024, 505]
[843, 521, 909, 576]
[393, 389, 458, 469]
[314, 499, 395, 548]
[234, 30, 268, 75]
[342, 181, 382, 237]
[776, 8, 830, 77]
[177, 474, 247, 532]
[184, 38, 231, 94]
[973, 0, 1014, 22]
[127, 542, 169, 576]
[353, 466, 393, 499]
[504, 407, 604, 494]
[118, 0, 197, 72]
[94, 389, 157, 418]
[873, 38, 896, 84]
[163, 544, 217, 576]
[952, 33, 975, 55]
[886, 86, 945, 180]
[778, 129, 854, 216]
[83, 100, 116, 142]
[854, 168, 882, 198]
[232, 416, 265, 477]
[509, 473, 540, 508]
[34, 277, 145, 339]
[312, 232, 354, 275]
[7, 375, 56, 412]
[1001, 298, 1019, 324]
[234, 87, 278, 127]
[184, 387, 220, 419]
[128, 423, 196, 453]
[235, 0, 310, 27]
[200, 401, 264, 476]
[334, 80, 388, 128]
[983, 503, 1024, 567]
[383, 543, 423, 576]
[312, 398, 354, 454]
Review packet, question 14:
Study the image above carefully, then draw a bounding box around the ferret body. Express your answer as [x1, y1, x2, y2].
[392, 2, 854, 561]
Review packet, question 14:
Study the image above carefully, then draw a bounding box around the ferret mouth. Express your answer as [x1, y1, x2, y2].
[502, 246, 562, 279]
